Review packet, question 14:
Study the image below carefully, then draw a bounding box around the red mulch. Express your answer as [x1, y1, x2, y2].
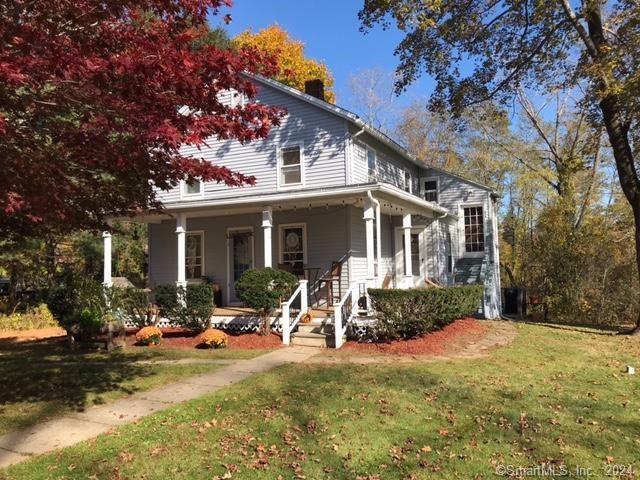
[124, 327, 283, 350]
[343, 318, 487, 356]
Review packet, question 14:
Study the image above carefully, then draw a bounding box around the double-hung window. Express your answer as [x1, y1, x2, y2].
[421, 178, 438, 203]
[463, 206, 485, 253]
[279, 145, 303, 187]
[185, 232, 204, 280]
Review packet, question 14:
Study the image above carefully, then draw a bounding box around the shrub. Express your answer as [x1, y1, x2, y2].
[235, 268, 298, 315]
[114, 287, 150, 328]
[235, 268, 298, 334]
[0, 304, 57, 331]
[198, 328, 228, 349]
[367, 285, 484, 341]
[154, 284, 215, 331]
[136, 326, 162, 345]
[47, 276, 118, 331]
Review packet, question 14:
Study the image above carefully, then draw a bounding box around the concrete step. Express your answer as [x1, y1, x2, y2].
[296, 322, 335, 335]
[291, 331, 344, 348]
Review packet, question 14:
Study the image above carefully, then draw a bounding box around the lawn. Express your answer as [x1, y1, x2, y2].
[2, 322, 639, 479]
[0, 340, 270, 436]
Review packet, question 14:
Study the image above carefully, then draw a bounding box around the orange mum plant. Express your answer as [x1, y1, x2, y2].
[136, 326, 162, 345]
[198, 328, 228, 349]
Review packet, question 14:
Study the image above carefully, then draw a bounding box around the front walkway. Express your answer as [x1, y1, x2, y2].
[0, 346, 318, 468]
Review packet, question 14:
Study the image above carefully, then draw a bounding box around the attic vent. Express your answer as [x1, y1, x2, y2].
[304, 79, 325, 101]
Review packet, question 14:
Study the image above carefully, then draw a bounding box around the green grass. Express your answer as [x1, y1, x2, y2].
[0, 341, 267, 436]
[2, 323, 640, 479]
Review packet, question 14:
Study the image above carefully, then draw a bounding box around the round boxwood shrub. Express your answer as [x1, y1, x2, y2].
[235, 268, 298, 334]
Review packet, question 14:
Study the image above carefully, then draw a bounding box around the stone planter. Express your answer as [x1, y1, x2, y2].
[67, 320, 126, 351]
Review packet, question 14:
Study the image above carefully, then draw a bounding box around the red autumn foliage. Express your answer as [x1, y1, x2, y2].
[0, 0, 285, 236]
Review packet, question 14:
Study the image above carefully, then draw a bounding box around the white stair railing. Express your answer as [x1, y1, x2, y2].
[281, 279, 308, 345]
[333, 280, 359, 348]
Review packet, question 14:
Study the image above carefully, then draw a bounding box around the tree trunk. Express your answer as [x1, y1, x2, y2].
[599, 95, 640, 334]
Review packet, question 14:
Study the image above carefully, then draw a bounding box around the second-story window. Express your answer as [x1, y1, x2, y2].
[183, 179, 203, 197]
[403, 170, 412, 193]
[367, 148, 377, 181]
[280, 145, 303, 186]
[422, 179, 438, 203]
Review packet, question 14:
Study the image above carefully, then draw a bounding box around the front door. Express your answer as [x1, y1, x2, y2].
[394, 227, 425, 286]
[227, 228, 254, 305]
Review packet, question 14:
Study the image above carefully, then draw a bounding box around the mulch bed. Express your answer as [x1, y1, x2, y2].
[125, 327, 283, 350]
[343, 318, 487, 356]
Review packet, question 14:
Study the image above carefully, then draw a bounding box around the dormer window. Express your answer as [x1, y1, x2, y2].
[279, 144, 304, 188]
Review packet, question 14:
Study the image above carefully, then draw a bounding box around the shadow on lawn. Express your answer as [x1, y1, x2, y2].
[249, 364, 636, 476]
[0, 338, 160, 413]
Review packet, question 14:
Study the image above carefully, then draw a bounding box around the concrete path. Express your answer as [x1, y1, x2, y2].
[0, 346, 318, 469]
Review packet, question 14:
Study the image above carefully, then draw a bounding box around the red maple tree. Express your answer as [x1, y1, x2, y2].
[0, 0, 285, 236]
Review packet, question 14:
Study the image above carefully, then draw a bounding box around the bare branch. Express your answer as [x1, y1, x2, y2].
[517, 90, 562, 167]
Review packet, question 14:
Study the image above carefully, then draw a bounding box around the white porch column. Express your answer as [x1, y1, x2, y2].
[364, 200, 375, 283]
[262, 207, 273, 268]
[102, 231, 112, 287]
[403, 213, 413, 278]
[176, 213, 187, 289]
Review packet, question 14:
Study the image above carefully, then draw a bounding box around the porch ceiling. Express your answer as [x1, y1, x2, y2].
[121, 183, 453, 223]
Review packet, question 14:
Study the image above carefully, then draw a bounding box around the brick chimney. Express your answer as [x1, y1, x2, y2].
[304, 79, 325, 101]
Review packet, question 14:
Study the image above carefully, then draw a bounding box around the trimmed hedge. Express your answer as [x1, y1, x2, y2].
[367, 285, 484, 341]
[154, 284, 215, 331]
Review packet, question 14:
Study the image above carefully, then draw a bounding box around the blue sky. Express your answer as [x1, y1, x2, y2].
[212, 0, 435, 112]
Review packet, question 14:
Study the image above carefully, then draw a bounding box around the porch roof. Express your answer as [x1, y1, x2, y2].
[131, 182, 454, 223]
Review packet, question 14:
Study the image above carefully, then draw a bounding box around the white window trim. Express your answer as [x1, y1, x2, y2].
[276, 142, 305, 190]
[366, 146, 377, 182]
[185, 230, 205, 282]
[278, 223, 308, 266]
[420, 176, 439, 203]
[459, 203, 486, 258]
[180, 179, 204, 199]
[226, 226, 255, 305]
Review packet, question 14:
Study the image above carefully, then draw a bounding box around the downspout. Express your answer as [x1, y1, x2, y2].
[367, 191, 382, 287]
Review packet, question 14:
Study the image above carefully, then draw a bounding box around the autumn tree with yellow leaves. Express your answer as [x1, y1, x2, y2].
[233, 25, 335, 103]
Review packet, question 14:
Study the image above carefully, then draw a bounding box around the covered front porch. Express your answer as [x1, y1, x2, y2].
[104, 184, 454, 346]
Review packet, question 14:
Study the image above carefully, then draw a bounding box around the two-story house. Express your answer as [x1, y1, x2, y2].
[104, 74, 501, 339]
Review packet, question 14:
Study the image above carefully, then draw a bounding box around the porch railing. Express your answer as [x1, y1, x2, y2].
[333, 281, 361, 348]
[281, 279, 308, 345]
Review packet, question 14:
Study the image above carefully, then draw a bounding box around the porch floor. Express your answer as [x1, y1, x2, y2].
[212, 307, 333, 318]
